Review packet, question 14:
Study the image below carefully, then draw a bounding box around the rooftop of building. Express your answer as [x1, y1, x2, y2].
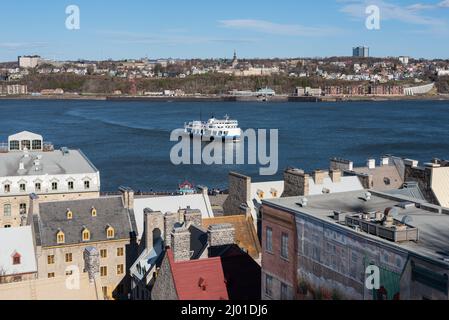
[133, 194, 214, 238]
[263, 190, 449, 266]
[35, 196, 137, 247]
[0, 148, 98, 177]
[202, 215, 261, 259]
[166, 249, 229, 300]
[0, 226, 37, 276]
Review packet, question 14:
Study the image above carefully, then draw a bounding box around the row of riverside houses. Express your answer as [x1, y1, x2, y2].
[0, 131, 261, 300]
[223, 155, 449, 300]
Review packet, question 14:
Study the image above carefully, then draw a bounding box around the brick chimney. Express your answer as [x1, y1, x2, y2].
[312, 170, 326, 185]
[207, 224, 235, 247]
[171, 227, 191, 262]
[282, 168, 309, 197]
[330, 169, 341, 183]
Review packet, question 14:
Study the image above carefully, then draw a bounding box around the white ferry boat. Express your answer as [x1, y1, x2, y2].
[184, 115, 242, 142]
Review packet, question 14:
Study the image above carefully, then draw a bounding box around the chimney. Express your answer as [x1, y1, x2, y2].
[19, 161, 25, 170]
[164, 212, 178, 248]
[312, 170, 326, 185]
[171, 227, 191, 262]
[183, 207, 202, 228]
[330, 158, 353, 171]
[207, 224, 235, 248]
[144, 209, 164, 250]
[282, 168, 309, 197]
[83, 247, 100, 283]
[330, 169, 341, 183]
[367, 159, 376, 169]
[30, 193, 39, 216]
[119, 186, 134, 209]
[404, 159, 419, 168]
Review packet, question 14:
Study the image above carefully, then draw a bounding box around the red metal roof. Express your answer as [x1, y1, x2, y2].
[167, 249, 229, 300]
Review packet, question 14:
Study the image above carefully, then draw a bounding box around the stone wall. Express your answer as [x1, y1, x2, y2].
[404, 165, 439, 205]
[171, 227, 191, 262]
[223, 172, 251, 215]
[151, 253, 178, 300]
[282, 169, 309, 197]
[207, 224, 235, 247]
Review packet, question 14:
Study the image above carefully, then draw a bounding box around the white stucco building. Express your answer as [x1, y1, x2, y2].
[0, 131, 100, 228]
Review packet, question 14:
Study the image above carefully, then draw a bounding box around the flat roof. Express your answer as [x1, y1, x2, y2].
[0, 149, 98, 177]
[263, 190, 449, 266]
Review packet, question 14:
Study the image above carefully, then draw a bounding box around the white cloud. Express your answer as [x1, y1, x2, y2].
[439, 0, 449, 7]
[339, 0, 446, 26]
[218, 19, 338, 37]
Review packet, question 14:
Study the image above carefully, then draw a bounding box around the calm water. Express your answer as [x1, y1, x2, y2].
[1, 99, 448, 191]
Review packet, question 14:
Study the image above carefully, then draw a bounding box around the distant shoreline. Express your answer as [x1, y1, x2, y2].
[1, 94, 449, 102]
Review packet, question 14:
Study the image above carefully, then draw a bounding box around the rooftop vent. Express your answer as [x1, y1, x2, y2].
[397, 202, 416, 210]
[296, 197, 308, 207]
[61, 147, 69, 155]
[362, 192, 372, 201]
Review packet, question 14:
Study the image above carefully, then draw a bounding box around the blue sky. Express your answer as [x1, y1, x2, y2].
[1, 0, 449, 61]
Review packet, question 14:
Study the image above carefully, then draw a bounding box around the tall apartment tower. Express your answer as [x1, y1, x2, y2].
[353, 46, 370, 58]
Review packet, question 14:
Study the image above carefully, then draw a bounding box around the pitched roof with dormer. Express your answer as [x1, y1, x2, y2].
[34, 196, 137, 247]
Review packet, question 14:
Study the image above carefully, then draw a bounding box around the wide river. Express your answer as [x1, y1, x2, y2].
[1, 99, 448, 191]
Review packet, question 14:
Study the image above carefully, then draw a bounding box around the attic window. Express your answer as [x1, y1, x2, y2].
[257, 190, 265, 199]
[12, 252, 21, 265]
[67, 209, 73, 220]
[91, 207, 97, 217]
[57, 230, 65, 244]
[198, 277, 208, 291]
[82, 228, 90, 241]
[106, 226, 115, 239]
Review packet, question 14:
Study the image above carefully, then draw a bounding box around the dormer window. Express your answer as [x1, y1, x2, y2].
[52, 182, 58, 191]
[67, 209, 73, 220]
[68, 181, 74, 190]
[35, 182, 41, 192]
[106, 226, 115, 239]
[12, 252, 21, 265]
[84, 180, 90, 190]
[57, 230, 65, 244]
[4, 184, 11, 193]
[91, 207, 97, 217]
[257, 190, 265, 199]
[19, 183, 26, 192]
[82, 228, 90, 241]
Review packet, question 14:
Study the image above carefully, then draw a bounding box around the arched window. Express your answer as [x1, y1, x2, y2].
[82, 228, 90, 241]
[67, 209, 73, 220]
[91, 207, 97, 217]
[106, 226, 115, 239]
[57, 230, 65, 244]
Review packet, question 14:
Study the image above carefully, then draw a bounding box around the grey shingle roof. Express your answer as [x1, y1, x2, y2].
[36, 196, 136, 247]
